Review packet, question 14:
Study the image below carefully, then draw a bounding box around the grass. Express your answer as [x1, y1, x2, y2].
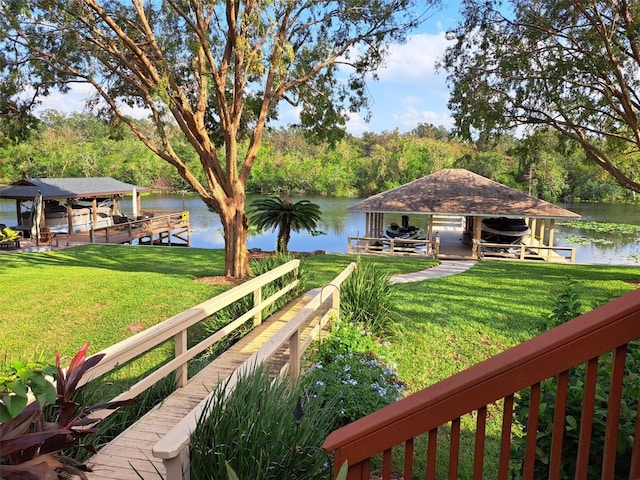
[0, 246, 435, 361]
[389, 261, 639, 391]
[381, 260, 640, 478]
[0, 245, 231, 360]
[2, 245, 639, 478]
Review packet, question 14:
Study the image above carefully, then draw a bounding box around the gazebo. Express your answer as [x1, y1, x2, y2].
[349, 169, 580, 260]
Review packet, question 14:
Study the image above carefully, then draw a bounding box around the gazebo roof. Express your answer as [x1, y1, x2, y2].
[350, 169, 580, 219]
[0, 177, 147, 201]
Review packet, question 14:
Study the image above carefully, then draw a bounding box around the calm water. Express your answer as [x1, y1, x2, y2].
[1, 195, 639, 265]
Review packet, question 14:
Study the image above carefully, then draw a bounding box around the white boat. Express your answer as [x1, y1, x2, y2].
[44, 202, 114, 233]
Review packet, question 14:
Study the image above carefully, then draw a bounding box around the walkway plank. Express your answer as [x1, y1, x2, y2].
[85, 290, 318, 480]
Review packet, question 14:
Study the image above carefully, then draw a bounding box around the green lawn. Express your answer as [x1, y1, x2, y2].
[389, 261, 640, 391]
[0, 246, 436, 361]
[2, 245, 639, 478]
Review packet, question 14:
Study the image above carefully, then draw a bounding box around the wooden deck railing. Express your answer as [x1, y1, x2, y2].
[79, 259, 301, 407]
[88, 211, 189, 245]
[475, 239, 576, 263]
[152, 262, 357, 480]
[323, 288, 640, 479]
[347, 236, 436, 257]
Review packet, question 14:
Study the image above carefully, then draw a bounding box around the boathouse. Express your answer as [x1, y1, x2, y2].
[348, 169, 581, 262]
[0, 177, 189, 247]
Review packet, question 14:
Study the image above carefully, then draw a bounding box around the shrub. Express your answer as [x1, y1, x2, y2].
[512, 285, 638, 479]
[301, 315, 404, 427]
[535, 278, 583, 332]
[190, 363, 337, 480]
[0, 343, 135, 480]
[340, 261, 395, 335]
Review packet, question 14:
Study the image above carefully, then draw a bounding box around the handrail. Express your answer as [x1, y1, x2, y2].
[347, 236, 435, 257]
[474, 238, 576, 263]
[79, 260, 300, 403]
[89, 211, 188, 243]
[153, 262, 357, 480]
[323, 288, 640, 479]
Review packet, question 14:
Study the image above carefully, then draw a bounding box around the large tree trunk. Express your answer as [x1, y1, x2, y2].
[220, 203, 250, 278]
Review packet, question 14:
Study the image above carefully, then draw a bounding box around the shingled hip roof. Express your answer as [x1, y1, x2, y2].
[349, 169, 580, 219]
[0, 177, 147, 201]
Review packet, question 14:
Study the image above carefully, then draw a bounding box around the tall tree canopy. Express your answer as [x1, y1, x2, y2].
[442, 0, 640, 193]
[0, 0, 436, 277]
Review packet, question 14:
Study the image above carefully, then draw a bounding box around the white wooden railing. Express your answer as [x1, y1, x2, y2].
[474, 239, 576, 263]
[152, 262, 357, 480]
[79, 260, 301, 405]
[347, 236, 435, 256]
[88, 211, 189, 244]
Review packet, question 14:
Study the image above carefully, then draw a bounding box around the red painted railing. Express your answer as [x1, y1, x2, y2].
[323, 289, 640, 479]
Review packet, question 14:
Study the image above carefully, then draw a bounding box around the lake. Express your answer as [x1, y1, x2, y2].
[1, 194, 639, 265]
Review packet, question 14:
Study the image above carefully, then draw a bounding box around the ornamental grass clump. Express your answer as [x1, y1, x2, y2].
[340, 261, 395, 335]
[190, 363, 337, 480]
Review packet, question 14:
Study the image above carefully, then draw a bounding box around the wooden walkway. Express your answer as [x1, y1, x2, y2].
[58, 211, 190, 248]
[85, 289, 324, 480]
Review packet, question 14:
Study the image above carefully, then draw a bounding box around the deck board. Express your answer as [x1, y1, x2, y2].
[85, 290, 320, 480]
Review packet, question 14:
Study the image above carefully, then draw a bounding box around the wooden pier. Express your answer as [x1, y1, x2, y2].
[84, 290, 320, 480]
[56, 211, 190, 248]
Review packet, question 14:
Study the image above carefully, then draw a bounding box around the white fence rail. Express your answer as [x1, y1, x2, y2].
[80, 260, 301, 406]
[152, 262, 357, 480]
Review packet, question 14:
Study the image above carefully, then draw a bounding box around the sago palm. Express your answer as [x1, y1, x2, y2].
[247, 198, 323, 253]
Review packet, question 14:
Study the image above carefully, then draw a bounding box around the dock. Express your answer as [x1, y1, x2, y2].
[57, 211, 190, 248]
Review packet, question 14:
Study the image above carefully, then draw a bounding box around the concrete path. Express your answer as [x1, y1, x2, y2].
[389, 260, 476, 283]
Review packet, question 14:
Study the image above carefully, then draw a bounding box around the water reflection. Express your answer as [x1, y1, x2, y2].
[1, 195, 638, 265]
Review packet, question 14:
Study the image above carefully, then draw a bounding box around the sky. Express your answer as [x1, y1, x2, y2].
[34, 2, 463, 137]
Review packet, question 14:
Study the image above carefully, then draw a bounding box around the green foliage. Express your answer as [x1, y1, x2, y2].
[513, 286, 639, 479]
[1, 109, 635, 203]
[0, 359, 56, 421]
[512, 346, 640, 480]
[340, 261, 395, 335]
[224, 459, 350, 480]
[247, 198, 324, 254]
[302, 329, 405, 426]
[0, 343, 135, 480]
[443, 0, 640, 194]
[558, 220, 640, 237]
[190, 363, 337, 480]
[536, 279, 583, 332]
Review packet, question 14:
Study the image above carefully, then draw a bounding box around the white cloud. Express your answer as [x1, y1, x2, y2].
[377, 32, 451, 83]
[34, 83, 149, 119]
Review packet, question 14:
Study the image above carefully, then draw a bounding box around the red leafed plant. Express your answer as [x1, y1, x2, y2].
[0, 343, 135, 480]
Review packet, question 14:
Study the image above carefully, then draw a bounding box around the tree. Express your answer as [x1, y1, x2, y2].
[0, 0, 436, 277]
[247, 197, 322, 254]
[442, 0, 640, 194]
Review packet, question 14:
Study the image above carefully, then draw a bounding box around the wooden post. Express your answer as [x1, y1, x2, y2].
[290, 329, 300, 384]
[174, 330, 188, 387]
[549, 219, 555, 248]
[529, 218, 537, 246]
[253, 287, 263, 326]
[66, 201, 73, 234]
[332, 284, 340, 322]
[14, 200, 21, 226]
[91, 198, 98, 230]
[473, 216, 483, 258]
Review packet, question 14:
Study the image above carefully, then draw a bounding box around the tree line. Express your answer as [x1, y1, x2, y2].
[0, 111, 634, 204]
